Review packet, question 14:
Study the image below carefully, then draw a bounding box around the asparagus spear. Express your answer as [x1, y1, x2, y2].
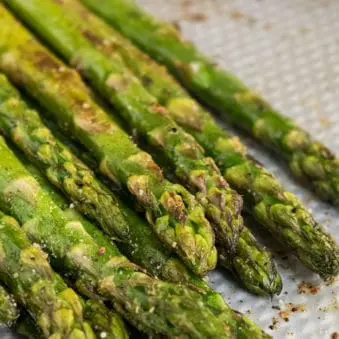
[52, 0, 338, 279]
[79, 0, 339, 207]
[0, 211, 96, 338]
[0, 5, 217, 277]
[0, 136, 238, 338]
[0, 285, 19, 327]
[5, 0, 245, 258]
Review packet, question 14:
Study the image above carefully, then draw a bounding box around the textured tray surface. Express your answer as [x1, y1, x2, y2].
[1, 0, 338, 338]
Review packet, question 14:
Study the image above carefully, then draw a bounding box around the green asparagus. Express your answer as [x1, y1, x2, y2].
[5, 0, 246, 258]
[79, 0, 339, 207]
[0, 285, 19, 327]
[0, 211, 96, 338]
[0, 136, 238, 338]
[0, 5, 217, 277]
[50, 0, 338, 278]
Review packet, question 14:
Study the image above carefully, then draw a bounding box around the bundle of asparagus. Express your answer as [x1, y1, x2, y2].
[6, 0, 338, 280]
[48, 0, 282, 296]
[79, 0, 339, 207]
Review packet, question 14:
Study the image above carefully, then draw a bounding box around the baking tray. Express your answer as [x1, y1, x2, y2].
[1, 0, 338, 337]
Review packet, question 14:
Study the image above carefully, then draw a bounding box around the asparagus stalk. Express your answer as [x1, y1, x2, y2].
[79, 0, 339, 207]
[0, 285, 19, 327]
[0, 5, 217, 277]
[0, 136, 238, 338]
[53, 0, 338, 279]
[5, 0, 246, 258]
[0, 211, 96, 338]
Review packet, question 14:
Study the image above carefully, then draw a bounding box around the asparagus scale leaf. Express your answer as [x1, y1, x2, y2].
[4, 0, 247, 258]
[79, 0, 339, 207]
[0, 284, 19, 327]
[0, 5, 217, 277]
[49, 0, 339, 278]
[0, 211, 96, 338]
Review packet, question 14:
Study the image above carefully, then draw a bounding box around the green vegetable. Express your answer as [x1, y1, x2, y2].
[0, 211, 96, 338]
[0, 5, 217, 277]
[0, 136, 237, 338]
[0, 285, 19, 327]
[41, 0, 339, 278]
[79, 0, 339, 208]
[5, 0, 246, 259]
[0, 66, 279, 297]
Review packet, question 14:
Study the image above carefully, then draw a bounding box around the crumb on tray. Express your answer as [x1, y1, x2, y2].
[278, 303, 306, 322]
[297, 281, 321, 295]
